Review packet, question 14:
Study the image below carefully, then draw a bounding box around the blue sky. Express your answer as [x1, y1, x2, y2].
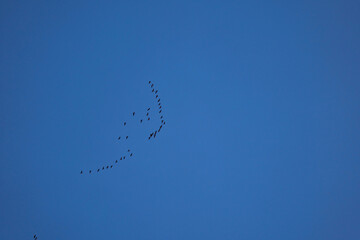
[1, 1, 360, 239]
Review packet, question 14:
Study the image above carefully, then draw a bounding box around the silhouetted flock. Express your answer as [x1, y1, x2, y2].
[80, 81, 166, 175]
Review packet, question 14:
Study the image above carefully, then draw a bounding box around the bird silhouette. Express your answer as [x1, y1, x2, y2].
[140, 119, 143, 123]
[159, 110, 162, 113]
[126, 136, 129, 139]
[128, 149, 130, 152]
[97, 169, 100, 172]
[152, 89, 154, 92]
[118, 136, 121, 140]
[124, 122, 126, 126]
[149, 81, 151, 84]
[102, 167, 105, 170]
[160, 115, 163, 119]
[148, 117, 150, 120]
[155, 90, 158, 94]
[154, 131, 157, 138]
[115, 160, 118, 163]
[130, 153, 133, 157]
[158, 99, 160, 102]
[133, 112, 135, 116]
[123, 156, 126, 160]
[89, 170, 92, 173]
[110, 165, 113, 168]
[146, 112, 149, 116]
[156, 95, 158, 98]
[80, 171, 83, 174]
[147, 108, 150, 111]
[106, 166, 109, 169]
[151, 84, 154, 87]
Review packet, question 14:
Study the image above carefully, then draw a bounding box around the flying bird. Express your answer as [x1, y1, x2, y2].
[158, 99, 160, 102]
[130, 153, 133, 157]
[128, 149, 130, 152]
[115, 160, 118, 163]
[156, 95, 158, 98]
[133, 112, 135, 116]
[147, 108, 150, 111]
[140, 119, 143, 123]
[118, 136, 121, 140]
[148, 117, 150, 120]
[124, 122, 126, 126]
[146, 112, 149, 116]
[152, 89, 154, 92]
[89, 170, 92, 173]
[107, 166, 109, 169]
[155, 90, 158, 94]
[97, 169, 100, 172]
[102, 167, 105, 170]
[151, 84, 154, 87]
[149, 81, 151, 83]
[126, 136, 129, 139]
[159, 110, 162, 113]
[160, 116, 163, 119]
[120, 157, 123, 160]
[110, 165, 113, 168]
[80, 171, 83, 174]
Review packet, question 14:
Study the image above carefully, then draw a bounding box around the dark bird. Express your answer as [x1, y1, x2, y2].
[102, 167, 105, 170]
[115, 160, 118, 163]
[159, 110, 162, 113]
[147, 108, 150, 111]
[158, 99, 160, 102]
[130, 153, 133, 157]
[124, 122, 126, 126]
[148, 117, 150, 120]
[154, 131, 157, 138]
[149, 81, 151, 83]
[80, 171, 83, 174]
[159, 106, 162, 109]
[126, 136, 129, 139]
[146, 112, 149, 116]
[118, 136, 121, 140]
[89, 170, 92, 173]
[97, 169, 100, 172]
[155, 90, 158, 94]
[110, 165, 113, 168]
[163, 121, 166, 125]
[123, 156, 126, 160]
[133, 112, 135, 116]
[106, 166, 109, 169]
[151, 84, 154, 87]
[160, 115, 163, 119]
[161, 120, 164, 123]
[152, 89, 154, 92]
[140, 119, 143, 123]
[128, 149, 130, 152]
[158, 103, 161, 106]
[120, 157, 123, 160]
[156, 95, 158, 98]
[150, 133, 154, 137]
[160, 125, 163, 129]
[148, 136, 151, 140]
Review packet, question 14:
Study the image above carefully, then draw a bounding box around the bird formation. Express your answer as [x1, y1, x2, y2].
[79, 81, 166, 175]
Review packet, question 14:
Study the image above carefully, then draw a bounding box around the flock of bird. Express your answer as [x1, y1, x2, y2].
[79, 81, 166, 175]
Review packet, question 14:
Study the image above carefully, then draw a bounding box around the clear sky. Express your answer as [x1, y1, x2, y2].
[1, 1, 360, 239]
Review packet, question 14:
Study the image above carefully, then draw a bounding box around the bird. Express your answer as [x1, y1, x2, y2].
[161, 120, 164, 123]
[133, 112, 135, 116]
[158, 99, 160, 102]
[140, 119, 143, 123]
[159, 110, 162, 113]
[160, 115, 163, 119]
[146, 112, 149, 116]
[97, 169, 100, 172]
[152, 89, 154, 92]
[160, 125, 163, 129]
[156, 95, 158, 98]
[126, 136, 129, 139]
[154, 131, 157, 138]
[159, 106, 162, 109]
[124, 122, 126, 126]
[149, 81, 151, 83]
[120, 157, 123, 160]
[118, 136, 121, 140]
[130, 153, 133, 157]
[102, 167, 105, 170]
[123, 156, 126, 160]
[148, 136, 151, 140]
[163, 121, 166, 125]
[80, 171, 83, 174]
[89, 170, 92, 173]
[106, 166, 109, 169]
[110, 165, 113, 168]
[151, 84, 154, 87]
[128, 149, 130, 152]
[148, 117, 150, 120]
[150, 133, 154, 137]
[115, 160, 118, 163]
[147, 108, 150, 111]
